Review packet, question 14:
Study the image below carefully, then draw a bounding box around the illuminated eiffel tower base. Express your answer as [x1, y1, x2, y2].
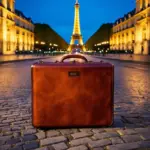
[68, 0, 86, 52]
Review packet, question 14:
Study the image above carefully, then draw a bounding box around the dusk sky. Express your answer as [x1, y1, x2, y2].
[16, 0, 135, 43]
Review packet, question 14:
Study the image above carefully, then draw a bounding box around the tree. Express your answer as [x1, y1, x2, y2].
[85, 23, 113, 49]
[34, 23, 68, 50]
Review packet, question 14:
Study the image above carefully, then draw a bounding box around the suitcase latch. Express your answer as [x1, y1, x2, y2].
[68, 71, 80, 77]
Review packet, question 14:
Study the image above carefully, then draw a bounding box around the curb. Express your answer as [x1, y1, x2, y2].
[94, 56, 150, 65]
[0, 56, 54, 64]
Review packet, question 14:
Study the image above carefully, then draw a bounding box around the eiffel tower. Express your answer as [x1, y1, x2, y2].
[68, 0, 86, 52]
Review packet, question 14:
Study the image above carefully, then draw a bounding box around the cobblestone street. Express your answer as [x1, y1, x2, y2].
[0, 55, 150, 150]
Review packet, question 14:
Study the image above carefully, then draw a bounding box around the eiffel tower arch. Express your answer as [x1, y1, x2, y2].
[68, 0, 86, 52]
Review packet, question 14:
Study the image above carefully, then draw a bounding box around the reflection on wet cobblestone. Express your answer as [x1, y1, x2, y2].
[0, 62, 31, 100]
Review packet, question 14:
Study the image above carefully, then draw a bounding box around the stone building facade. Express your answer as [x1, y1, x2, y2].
[110, 0, 150, 55]
[0, 0, 34, 55]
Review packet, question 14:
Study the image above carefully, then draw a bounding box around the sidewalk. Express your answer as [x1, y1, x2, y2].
[0, 55, 52, 64]
[94, 54, 150, 64]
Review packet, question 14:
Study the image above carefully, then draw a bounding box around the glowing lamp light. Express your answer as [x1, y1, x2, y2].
[54, 44, 58, 47]
[41, 42, 45, 45]
[35, 41, 39, 44]
[96, 41, 109, 46]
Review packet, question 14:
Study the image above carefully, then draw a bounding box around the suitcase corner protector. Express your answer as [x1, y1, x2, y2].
[31, 64, 36, 69]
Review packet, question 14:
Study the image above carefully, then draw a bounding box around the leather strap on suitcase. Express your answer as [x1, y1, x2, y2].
[60, 54, 88, 62]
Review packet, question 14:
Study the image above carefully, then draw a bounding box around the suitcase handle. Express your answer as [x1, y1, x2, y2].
[60, 54, 88, 62]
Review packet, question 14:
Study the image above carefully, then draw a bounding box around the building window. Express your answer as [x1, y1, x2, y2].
[7, 0, 10, 11]
[142, 0, 146, 8]
[7, 42, 11, 51]
[23, 43, 25, 50]
[143, 33, 146, 40]
[132, 32, 135, 43]
[16, 30, 19, 34]
[142, 28, 146, 40]
[16, 36, 19, 50]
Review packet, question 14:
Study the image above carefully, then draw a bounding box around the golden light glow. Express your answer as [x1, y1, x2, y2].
[110, 0, 150, 55]
[41, 42, 45, 45]
[96, 41, 109, 46]
[0, 0, 34, 55]
[68, 0, 86, 52]
[53, 44, 58, 47]
[35, 41, 39, 44]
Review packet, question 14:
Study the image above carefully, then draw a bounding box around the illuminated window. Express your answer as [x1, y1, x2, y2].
[132, 32, 135, 42]
[142, 0, 146, 8]
[16, 36, 19, 50]
[142, 28, 146, 40]
[16, 30, 19, 34]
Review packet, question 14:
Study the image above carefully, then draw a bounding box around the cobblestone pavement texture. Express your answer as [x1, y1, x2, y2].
[0, 55, 150, 150]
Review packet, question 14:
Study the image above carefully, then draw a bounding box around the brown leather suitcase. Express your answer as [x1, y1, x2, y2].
[32, 54, 114, 128]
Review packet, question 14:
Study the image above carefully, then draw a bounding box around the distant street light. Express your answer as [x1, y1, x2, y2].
[54, 44, 58, 47]
[41, 42, 45, 45]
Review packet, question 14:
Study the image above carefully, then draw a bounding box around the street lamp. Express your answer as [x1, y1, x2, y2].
[41, 42, 45, 45]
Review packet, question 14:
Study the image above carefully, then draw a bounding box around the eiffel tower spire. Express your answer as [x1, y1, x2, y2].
[67, 0, 86, 52]
[76, 0, 78, 4]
